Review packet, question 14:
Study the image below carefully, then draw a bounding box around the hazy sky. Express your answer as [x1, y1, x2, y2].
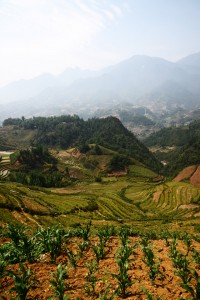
[0, 0, 200, 87]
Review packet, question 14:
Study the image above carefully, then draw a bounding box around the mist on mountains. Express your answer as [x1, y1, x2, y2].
[0, 52, 200, 123]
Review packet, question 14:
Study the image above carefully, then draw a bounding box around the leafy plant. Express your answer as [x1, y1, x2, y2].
[92, 240, 107, 264]
[99, 286, 116, 300]
[77, 222, 91, 241]
[180, 270, 200, 300]
[76, 240, 89, 258]
[140, 240, 161, 284]
[67, 250, 78, 269]
[49, 263, 69, 300]
[182, 232, 193, 255]
[84, 260, 98, 296]
[111, 243, 135, 298]
[37, 225, 65, 262]
[192, 248, 200, 269]
[141, 287, 153, 300]
[6, 264, 36, 300]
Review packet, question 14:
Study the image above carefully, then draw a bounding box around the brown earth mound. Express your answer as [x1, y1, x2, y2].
[190, 165, 200, 187]
[174, 165, 197, 182]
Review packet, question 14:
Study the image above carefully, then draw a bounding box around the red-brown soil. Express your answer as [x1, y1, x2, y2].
[1, 236, 199, 299]
[174, 165, 197, 182]
[190, 166, 200, 187]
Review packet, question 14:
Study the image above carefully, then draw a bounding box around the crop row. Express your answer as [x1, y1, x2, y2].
[1, 224, 200, 299]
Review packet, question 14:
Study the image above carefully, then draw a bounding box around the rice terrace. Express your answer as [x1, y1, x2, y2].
[0, 133, 200, 299]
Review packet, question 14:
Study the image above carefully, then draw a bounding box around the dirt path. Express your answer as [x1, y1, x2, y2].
[13, 197, 40, 226]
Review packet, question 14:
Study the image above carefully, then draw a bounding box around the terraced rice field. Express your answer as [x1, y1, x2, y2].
[0, 152, 11, 180]
[0, 170, 200, 228]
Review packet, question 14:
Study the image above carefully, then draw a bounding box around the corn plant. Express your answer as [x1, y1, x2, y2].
[76, 240, 89, 258]
[84, 260, 98, 296]
[141, 241, 161, 284]
[180, 269, 200, 300]
[6, 264, 36, 300]
[141, 287, 153, 300]
[0, 253, 7, 277]
[97, 225, 115, 244]
[17, 234, 43, 263]
[174, 253, 191, 284]
[92, 241, 107, 264]
[67, 249, 79, 269]
[76, 222, 91, 241]
[6, 224, 26, 247]
[119, 226, 130, 247]
[49, 263, 69, 300]
[192, 248, 200, 269]
[99, 286, 116, 300]
[37, 225, 65, 262]
[160, 231, 171, 247]
[111, 243, 135, 298]
[182, 232, 193, 255]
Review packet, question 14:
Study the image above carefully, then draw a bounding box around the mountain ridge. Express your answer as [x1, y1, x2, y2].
[0, 52, 200, 121]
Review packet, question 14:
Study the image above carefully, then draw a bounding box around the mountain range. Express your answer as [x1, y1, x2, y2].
[0, 52, 200, 122]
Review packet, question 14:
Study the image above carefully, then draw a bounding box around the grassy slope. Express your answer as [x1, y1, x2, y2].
[0, 168, 200, 229]
[1, 144, 200, 230]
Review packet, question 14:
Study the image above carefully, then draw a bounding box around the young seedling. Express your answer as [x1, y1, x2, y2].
[67, 249, 79, 269]
[182, 232, 193, 255]
[49, 263, 69, 300]
[99, 285, 117, 300]
[84, 260, 98, 296]
[192, 248, 200, 269]
[6, 264, 36, 300]
[92, 241, 107, 264]
[76, 240, 89, 258]
[37, 225, 65, 263]
[111, 243, 135, 298]
[180, 270, 200, 300]
[141, 241, 161, 284]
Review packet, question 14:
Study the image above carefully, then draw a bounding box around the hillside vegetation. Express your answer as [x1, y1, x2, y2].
[144, 120, 200, 176]
[2, 115, 161, 171]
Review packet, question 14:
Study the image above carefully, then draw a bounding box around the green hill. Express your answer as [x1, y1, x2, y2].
[2, 115, 161, 171]
[144, 120, 200, 176]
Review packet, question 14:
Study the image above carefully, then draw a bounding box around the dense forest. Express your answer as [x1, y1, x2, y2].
[3, 115, 161, 171]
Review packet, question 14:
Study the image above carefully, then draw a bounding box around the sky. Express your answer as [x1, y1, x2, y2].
[0, 0, 200, 87]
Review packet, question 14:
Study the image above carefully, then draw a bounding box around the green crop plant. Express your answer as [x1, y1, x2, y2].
[76, 240, 89, 258]
[96, 225, 116, 244]
[119, 226, 131, 247]
[6, 264, 36, 300]
[160, 231, 171, 247]
[6, 224, 26, 247]
[37, 225, 65, 263]
[67, 249, 79, 269]
[140, 236, 149, 248]
[17, 233, 43, 263]
[141, 287, 153, 300]
[92, 240, 107, 264]
[182, 232, 193, 255]
[99, 286, 116, 300]
[140, 241, 161, 284]
[0, 253, 7, 277]
[180, 270, 200, 300]
[173, 252, 191, 284]
[49, 263, 69, 300]
[77, 222, 91, 241]
[192, 248, 200, 269]
[169, 238, 178, 264]
[84, 260, 98, 296]
[111, 243, 135, 298]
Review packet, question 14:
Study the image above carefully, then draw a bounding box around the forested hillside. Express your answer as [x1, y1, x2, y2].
[144, 120, 200, 176]
[3, 115, 161, 171]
